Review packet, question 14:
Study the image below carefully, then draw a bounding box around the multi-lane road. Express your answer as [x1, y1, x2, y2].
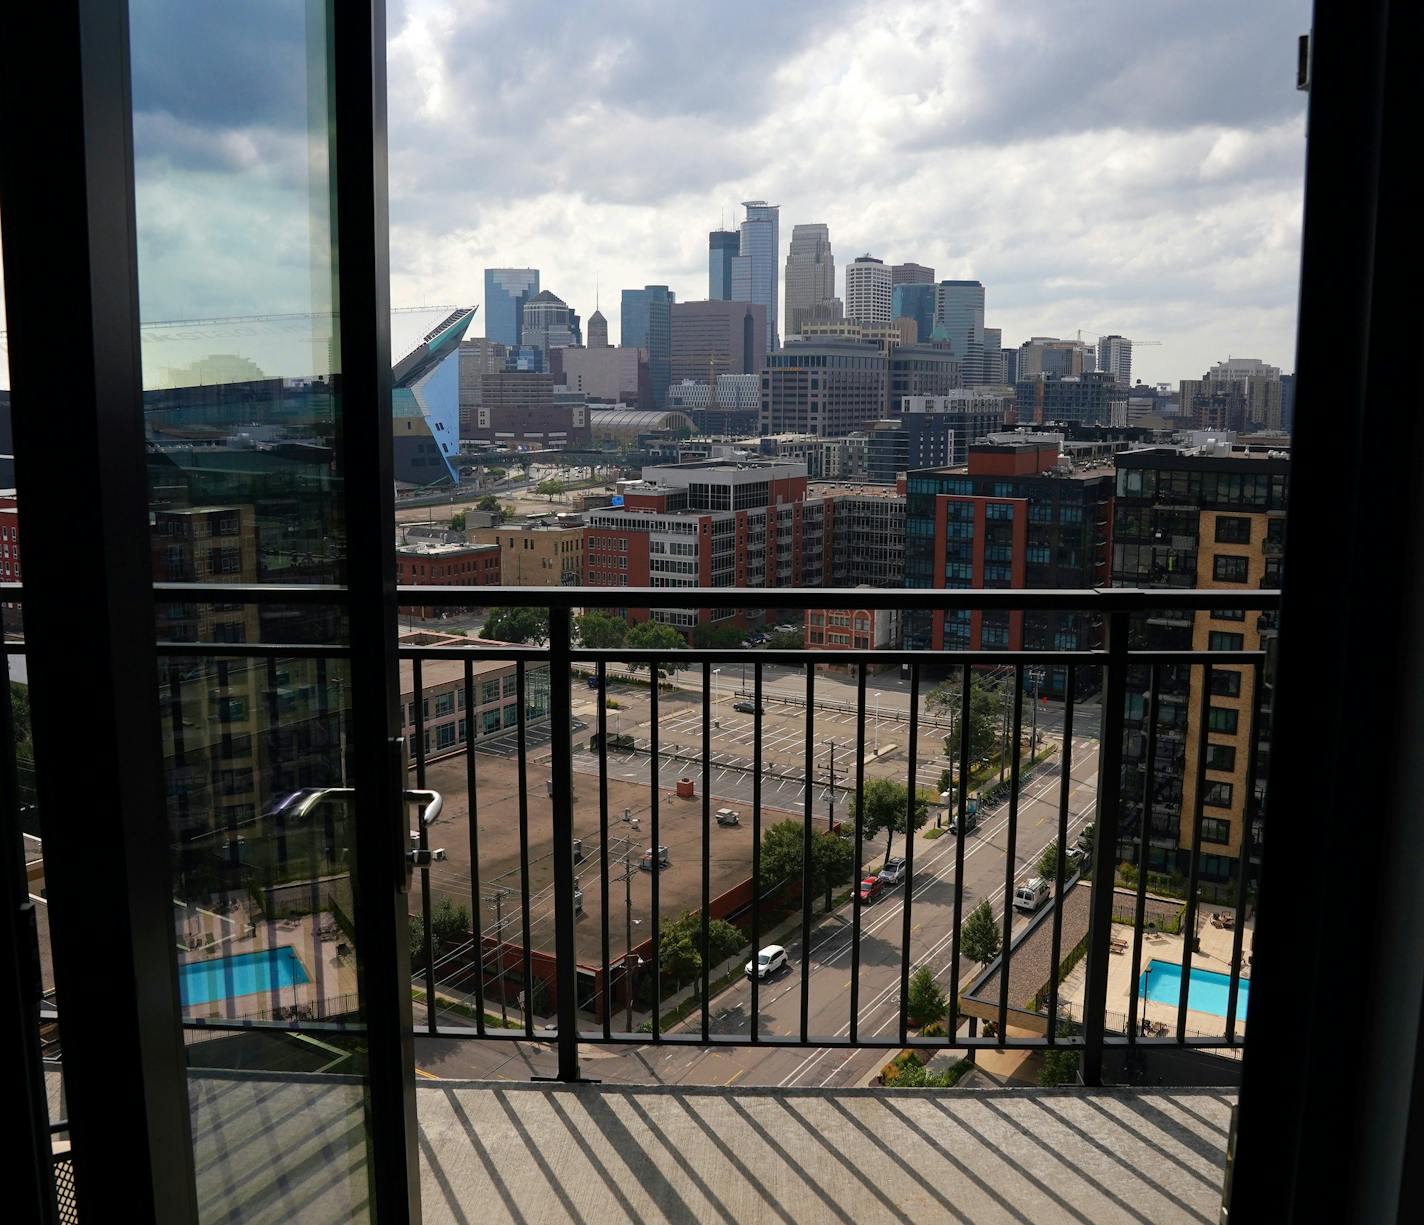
[414, 670, 1103, 1089]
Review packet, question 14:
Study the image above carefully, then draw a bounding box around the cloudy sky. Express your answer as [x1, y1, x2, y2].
[2, 1, 1309, 390]
[386, 0, 1312, 385]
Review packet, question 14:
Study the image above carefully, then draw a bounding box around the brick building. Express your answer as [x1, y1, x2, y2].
[904, 439, 1116, 695]
[395, 541, 501, 619]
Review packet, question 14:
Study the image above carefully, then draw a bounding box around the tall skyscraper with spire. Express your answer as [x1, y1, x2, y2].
[730, 200, 780, 351]
[783, 223, 838, 340]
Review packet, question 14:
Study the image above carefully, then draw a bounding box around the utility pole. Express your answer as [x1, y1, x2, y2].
[621, 848, 639, 1032]
[1000, 689, 1011, 783]
[1030, 670, 1041, 755]
[825, 738, 838, 829]
[874, 692, 881, 753]
[486, 887, 511, 1027]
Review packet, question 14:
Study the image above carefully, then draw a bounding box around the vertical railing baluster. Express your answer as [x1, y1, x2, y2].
[413, 658, 436, 1035]
[700, 661, 711, 1043]
[464, 659, 485, 1038]
[849, 662, 866, 1043]
[597, 661, 611, 1041]
[516, 660, 534, 1040]
[750, 663, 763, 1043]
[1082, 608, 1131, 1085]
[1127, 665, 1159, 1043]
[996, 665, 1025, 1040]
[649, 659, 661, 1040]
[947, 661, 972, 1047]
[1178, 662, 1214, 1042]
[1046, 666, 1077, 1041]
[897, 663, 920, 1047]
[1225, 660, 1264, 1045]
[546, 608, 581, 1081]
[800, 662, 815, 1043]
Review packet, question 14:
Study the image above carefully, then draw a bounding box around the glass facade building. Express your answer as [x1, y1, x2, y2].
[730, 200, 780, 352]
[620, 285, 674, 409]
[708, 230, 738, 301]
[483, 267, 540, 347]
[892, 282, 936, 343]
[934, 279, 987, 385]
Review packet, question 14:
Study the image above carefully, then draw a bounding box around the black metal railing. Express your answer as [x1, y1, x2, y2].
[11, 582, 1278, 1088]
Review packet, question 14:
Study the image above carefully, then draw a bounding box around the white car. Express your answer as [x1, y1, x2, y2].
[746, 945, 788, 979]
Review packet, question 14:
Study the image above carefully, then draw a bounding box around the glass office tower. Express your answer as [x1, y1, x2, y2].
[730, 200, 780, 352]
[621, 285, 675, 409]
[708, 230, 738, 300]
[483, 268, 540, 347]
[934, 279, 987, 385]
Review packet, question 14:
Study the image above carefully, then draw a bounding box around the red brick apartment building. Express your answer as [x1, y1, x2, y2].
[583, 460, 828, 633]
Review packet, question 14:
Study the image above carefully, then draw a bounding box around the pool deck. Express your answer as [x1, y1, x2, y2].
[1061, 914, 1252, 1041]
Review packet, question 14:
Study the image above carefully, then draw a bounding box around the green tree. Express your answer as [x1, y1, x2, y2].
[624, 619, 686, 677]
[659, 911, 746, 997]
[408, 916, 425, 963]
[431, 896, 471, 945]
[1038, 841, 1060, 881]
[766, 628, 804, 650]
[938, 768, 953, 795]
[535, 478, 567, 501]
[849, 777, 930, 865]
[449, 511, 466, 532]
[486, 467, 507, 481]
[692, 623, 745, 649]
[575, 611, 628, 649]
[481, 606, 549, 644]
[759, 820, 855, 904]
[962, 899, 1001, 965]
[475, 494, 502, 515]
[905, 966, 948, 1028]
[937, 682, 1008, 764]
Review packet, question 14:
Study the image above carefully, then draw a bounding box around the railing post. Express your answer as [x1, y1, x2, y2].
[1082, 606, 1130, 1085]
[545, 607, 584, 1082]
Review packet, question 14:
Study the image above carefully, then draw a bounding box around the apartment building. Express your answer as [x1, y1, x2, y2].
[583, 460, 826, 632]
[904, 439, 1116, 694]
[1112, 443, 1289, 884]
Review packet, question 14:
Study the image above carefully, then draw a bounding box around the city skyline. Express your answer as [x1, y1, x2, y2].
[381, 0, 1311, 386]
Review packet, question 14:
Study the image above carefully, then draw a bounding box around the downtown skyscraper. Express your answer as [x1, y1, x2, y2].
[622, 285, 676, 409]
[730, 200, 780, 352]
[845, 255, 893, 324]
[935, 279, 988, 385]
[783, 222, 837, 340]
[484, 267, 540, 347]
[708, 229, 739, 300]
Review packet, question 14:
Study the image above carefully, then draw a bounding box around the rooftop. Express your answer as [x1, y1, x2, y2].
[396, 541, 500, 557]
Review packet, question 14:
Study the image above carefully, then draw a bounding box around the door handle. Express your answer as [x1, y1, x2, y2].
[404, 788, 444, 881]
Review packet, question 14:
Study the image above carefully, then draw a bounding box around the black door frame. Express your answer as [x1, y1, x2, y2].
[0, 0, 420, 1219]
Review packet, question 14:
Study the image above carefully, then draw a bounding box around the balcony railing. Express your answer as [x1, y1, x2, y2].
[129, 582, 1276, 1089]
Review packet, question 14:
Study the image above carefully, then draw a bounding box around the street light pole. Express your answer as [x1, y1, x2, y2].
[487, 889, 510, 1027]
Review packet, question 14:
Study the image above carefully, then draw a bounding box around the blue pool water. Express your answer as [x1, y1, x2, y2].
[180, 946, 309, 1007]
[1138, 959, 1248, 1019]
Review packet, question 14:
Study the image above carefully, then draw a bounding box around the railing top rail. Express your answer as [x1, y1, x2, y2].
[121, 581, 1282, 612]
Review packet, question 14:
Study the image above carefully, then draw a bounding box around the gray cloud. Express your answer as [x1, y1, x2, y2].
[114, 0, 1312, 384]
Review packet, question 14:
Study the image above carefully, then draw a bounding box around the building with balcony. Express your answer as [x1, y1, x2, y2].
[1016, 371, 1124, 427]
[904, 439, 1115, 693]
[583, 460, 824, 630]
[1112, 443, 1289, 883]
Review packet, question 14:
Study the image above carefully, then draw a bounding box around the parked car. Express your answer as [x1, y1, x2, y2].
[857, 876, 884, 905]
[1065, 846, 1086, 872]
[639, 845, 669, 871]
[585, 675, 601, 690]
[1013, 878, 1051, 912]
[732, 700, 764, 714]
[715, 807, 741, 827]
[746, 944, 788, 979]
[878, 857, 907, 886]
[1075, 822, 1096, 854]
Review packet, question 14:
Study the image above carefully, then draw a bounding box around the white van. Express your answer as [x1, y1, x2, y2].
[1013, 878, 1050, 913]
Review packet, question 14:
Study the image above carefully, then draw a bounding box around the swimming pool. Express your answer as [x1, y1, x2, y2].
[180, 946, 309, 1008]
[1138, 959, 1248, 1019]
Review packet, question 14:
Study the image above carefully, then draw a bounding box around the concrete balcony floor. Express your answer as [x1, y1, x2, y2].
[167, 1072, 1232, 1223]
